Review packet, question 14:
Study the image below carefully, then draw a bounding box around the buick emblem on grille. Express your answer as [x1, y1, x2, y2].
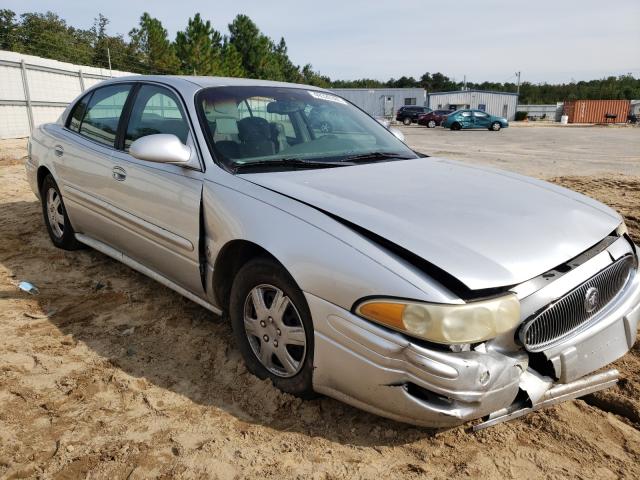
[584, 287, 600, 313]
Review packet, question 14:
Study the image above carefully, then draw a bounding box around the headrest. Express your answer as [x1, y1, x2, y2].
[238, 117, 271, 139]
[216, 118, 239, 135]
[211, 99, 239, 117]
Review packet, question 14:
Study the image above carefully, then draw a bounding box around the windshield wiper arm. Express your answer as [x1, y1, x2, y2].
[341, 151, 415, 163]
[234, 158, 347, 172]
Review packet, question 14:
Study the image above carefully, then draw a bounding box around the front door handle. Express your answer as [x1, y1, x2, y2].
[54, 145, 64, 157]
[112, 166, 127, 181]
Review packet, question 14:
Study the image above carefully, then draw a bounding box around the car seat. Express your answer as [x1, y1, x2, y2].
[238, 117, 276, 157]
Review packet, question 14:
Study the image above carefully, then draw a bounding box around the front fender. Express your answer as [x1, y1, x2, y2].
[202, 176, 461, 311]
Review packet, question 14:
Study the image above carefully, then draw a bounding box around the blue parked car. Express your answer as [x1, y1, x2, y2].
[442, 109, 509, 131]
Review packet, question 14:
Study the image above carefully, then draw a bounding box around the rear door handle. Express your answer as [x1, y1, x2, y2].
[112, 166, 127, 181]
[54, 145, 64, 157]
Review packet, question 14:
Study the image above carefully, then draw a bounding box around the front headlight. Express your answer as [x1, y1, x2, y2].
[616, 221, 628, 237]
[355, 294, 520, 344]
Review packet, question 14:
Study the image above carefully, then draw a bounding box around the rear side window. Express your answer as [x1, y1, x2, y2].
[125, 85, 189, 149]
[80, 84, 131, 147]
[67, 93, 91, 132]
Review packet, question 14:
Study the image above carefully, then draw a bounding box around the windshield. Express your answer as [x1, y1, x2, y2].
[196, 86, 418, 171]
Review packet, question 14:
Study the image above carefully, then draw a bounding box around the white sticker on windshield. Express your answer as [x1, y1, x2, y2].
[308, 91, 347, 105]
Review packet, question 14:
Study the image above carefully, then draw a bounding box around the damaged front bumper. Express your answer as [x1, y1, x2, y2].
[307, 267, 640, 428]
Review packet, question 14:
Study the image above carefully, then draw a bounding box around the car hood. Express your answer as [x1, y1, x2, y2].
[241, 158, 621, 291]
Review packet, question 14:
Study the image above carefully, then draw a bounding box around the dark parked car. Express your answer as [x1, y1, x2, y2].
[417, 109, 451, 128]
[395, 106, 431, 125]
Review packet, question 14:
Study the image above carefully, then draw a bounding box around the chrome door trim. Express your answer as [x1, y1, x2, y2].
[64, 185, 195, 254]
[75, 233, 221, 314]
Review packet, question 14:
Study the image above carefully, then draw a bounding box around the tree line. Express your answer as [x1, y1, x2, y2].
[1, 10, 638, 105]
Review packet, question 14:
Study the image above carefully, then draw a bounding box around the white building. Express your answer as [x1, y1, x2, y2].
[427, 89, 519, 120]
[328, 88, 426, 118]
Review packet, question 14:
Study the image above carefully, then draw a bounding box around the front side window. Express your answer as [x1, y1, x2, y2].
[125, 85, 189, 149]
[197, 86, 417, 171]
[79, 84, 131, 147]
[474, 111, 488, 118]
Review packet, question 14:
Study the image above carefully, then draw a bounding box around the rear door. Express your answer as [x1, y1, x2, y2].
[54, 83, 134, 247]
[107, 83, 204, 295]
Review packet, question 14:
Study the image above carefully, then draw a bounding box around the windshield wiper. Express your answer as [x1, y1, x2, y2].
[341, 151, 415, 163]
[234, 158, 347, 172]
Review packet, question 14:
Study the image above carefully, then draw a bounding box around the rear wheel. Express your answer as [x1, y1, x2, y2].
[403, 117, 412, 126]
[427, 120, 436, 128]
[40, 175, 81, 250]
[450, 122, 462, 131]
[490, 121, 501, 131]
[230, 257, 315, 398]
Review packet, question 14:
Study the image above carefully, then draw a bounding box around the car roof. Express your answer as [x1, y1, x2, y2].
[96, 75, 327, 91]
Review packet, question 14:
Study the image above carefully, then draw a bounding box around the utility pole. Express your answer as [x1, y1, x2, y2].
[515, 71, 521, 96]
[463, 74, 466, 91]
[107, 47, 112, 77]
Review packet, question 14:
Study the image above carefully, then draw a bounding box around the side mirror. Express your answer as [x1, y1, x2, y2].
[389, 127, 405, 143]
[129, 134, 191, 164]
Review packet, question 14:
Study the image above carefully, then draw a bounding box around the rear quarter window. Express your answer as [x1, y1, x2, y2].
[67, 93, 92, 132]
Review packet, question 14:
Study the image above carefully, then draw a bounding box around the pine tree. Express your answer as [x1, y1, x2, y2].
[219, 40, 245, 77]
[228, 14, 281, 79]
[174, 13, 222, 76]
[129, 13, 178, 74]
[274, 37, 301, 83]
[0, 9, 17, 50]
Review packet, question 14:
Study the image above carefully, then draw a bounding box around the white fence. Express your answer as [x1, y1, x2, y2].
[0, 50, 134, 139]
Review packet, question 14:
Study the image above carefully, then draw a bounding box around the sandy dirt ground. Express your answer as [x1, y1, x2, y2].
[1, 130, 640, 479]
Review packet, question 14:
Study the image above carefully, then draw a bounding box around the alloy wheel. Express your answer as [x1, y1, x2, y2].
[46, 187, 65, 238]
[243, 284, 307, 378]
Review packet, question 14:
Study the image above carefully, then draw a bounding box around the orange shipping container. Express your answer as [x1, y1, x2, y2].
[563, 100, 630, 124]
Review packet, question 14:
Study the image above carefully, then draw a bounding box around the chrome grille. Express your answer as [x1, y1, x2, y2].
[519, 256, 634, 352]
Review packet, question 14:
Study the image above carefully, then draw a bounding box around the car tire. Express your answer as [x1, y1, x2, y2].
[229, 257, 315, 399]
[40, 174, 81, 250]
[450, 122, 462, 131]
[490, 122, 501, 131]
[403, 117, 412, 126]
[318, 121, 332, 133]
[427, 120, 436, 128]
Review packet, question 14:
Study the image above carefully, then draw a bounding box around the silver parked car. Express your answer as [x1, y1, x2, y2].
[26, 76, 639, 429]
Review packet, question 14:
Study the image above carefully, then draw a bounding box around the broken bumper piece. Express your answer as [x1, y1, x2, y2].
[306, 271, 640, 429]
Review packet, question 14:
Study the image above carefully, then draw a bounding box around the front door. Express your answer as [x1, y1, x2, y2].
[107, 84, 205, 295]
[472, 110, 491, 129]
[459, 110, 473, 128]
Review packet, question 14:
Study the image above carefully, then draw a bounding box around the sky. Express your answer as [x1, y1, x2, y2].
[5, 0, 640, 84]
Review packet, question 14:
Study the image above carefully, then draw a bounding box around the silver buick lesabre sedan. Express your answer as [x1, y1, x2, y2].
[26, 76, 639, 429]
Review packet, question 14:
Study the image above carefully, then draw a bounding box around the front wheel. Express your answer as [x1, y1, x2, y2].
[229, 257, 315, 398]
[40, 174, 81, 250]
[490, 122, 502, 131]
[403, 117, 412, 126]
[450, 122, 462, 131]
[427, 120, 436, 128]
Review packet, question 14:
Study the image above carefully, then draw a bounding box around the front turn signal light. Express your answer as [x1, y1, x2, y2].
[356, 294, 520, 345]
